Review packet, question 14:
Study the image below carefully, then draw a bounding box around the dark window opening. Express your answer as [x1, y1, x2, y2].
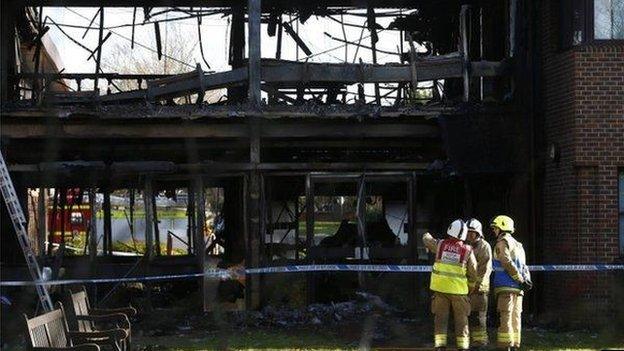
[560, 0, 588, 48]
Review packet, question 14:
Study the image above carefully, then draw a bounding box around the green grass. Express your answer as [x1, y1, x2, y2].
[520, 328, 624, 351]
[298, 221, 341, 237]
[135, 328, 355, 350]
[96, 208, 188, 219]
[133, 327, 624, 351]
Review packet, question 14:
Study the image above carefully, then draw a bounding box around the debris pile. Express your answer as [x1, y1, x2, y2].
[230, 292, 398, 328]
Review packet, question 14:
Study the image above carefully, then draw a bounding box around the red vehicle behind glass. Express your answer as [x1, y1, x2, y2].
[47, 188, 92, 244]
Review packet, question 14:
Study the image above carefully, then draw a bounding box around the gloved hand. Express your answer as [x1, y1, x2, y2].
[520, 280, 533, 291]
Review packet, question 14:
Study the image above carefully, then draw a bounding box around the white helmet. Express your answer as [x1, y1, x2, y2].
[466, 218, 483, 237]
[447, 219, 468, 241]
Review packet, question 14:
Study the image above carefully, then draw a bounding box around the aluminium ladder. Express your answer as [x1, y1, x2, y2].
[0, 152, 53, 311]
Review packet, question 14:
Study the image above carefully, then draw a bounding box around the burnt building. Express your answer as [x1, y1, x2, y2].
[0, 0, 622, 326]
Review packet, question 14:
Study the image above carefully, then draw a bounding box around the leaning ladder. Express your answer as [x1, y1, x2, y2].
[0, 152, 53, 311]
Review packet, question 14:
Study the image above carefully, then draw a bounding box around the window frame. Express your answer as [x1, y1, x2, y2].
[560, 0, 624, 49]
[588, 0, 624, 42]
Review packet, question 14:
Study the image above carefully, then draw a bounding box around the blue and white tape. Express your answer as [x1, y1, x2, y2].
[0, 269, 232, 287]
[1, 264, 623, 287]
[0, 264, 624, 286]
[526, 264, 624, 272]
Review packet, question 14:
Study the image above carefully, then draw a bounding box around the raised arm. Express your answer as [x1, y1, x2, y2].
[422, 232, 439, 254]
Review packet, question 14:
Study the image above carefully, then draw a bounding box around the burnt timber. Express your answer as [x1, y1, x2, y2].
[1, 0, 537, 313]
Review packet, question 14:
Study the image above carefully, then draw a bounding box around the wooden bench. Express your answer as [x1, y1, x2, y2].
[24, 303, 100, 351]
[64, 287, 135, 351]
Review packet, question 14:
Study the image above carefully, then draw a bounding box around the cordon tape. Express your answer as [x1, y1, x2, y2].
[1, 264, 623, 287]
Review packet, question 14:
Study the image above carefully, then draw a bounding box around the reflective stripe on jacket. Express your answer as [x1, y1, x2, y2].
[430, 239, 472, 295]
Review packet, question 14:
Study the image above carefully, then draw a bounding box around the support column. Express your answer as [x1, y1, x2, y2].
[89, 188, 98, 262]
[305, 174, 315, 304]
[152, 192, 161, 256]
[103, 188, 112, 255]
[37, 188, 46, 258]
[187, 186, 195, 255]
[356, 176, 367, 288]
[193, 177, 208, 311]
[143, 178, 154, 260]
[246, 122, 261, 309]
[407, 173, 418, 260]
[88, 187, 98, 305]
[460, 5, 471, 102]
[247, 0, 262, 107]
[143, 178, 155, 311]
[408, 173, 419, 308]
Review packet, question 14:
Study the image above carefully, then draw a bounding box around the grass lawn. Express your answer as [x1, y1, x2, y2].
[135, 328, 355, 350]
[134, 327, 624, 351]
[298, 221, 342, 237]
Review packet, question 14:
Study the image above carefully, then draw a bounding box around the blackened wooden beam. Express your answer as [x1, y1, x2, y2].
[37, 188, 46, 258]
[247, 0, 262, 107]
[152, 191, 161, 256]
[367, 6, 381, 104]
[247, 119, 262, 309]
[86, 32, 112, 61]
[103, 187, 112, 255]
[282, 21, 312, 56]
[16, 59, 507, 104]
[192, 177, 209, 311]
[1, 120, 439, 139]
[88, 188, 97, 263]
[154, 21, 163, 61]
[460, 5, 470, 102]
[143, 177, 155, 260]
[228, 0, 246, 103]
[94, 8, 104, 92]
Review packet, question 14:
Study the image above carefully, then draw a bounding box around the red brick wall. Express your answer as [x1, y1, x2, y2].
[539, 1, 624, 324]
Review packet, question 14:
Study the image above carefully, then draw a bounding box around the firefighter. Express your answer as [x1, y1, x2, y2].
[423, 219, 477, 351]
[465, 218, 492, 350]
[490, 215, 532, 351]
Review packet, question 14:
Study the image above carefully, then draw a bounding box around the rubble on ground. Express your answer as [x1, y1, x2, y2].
[229, 292, 399, 328]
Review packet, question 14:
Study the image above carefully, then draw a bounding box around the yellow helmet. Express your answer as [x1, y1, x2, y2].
[490, 215, 514, 233]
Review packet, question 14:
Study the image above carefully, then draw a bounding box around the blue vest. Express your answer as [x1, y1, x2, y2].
[493, 258, 522, 289]
[492, 234, 527, 291]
